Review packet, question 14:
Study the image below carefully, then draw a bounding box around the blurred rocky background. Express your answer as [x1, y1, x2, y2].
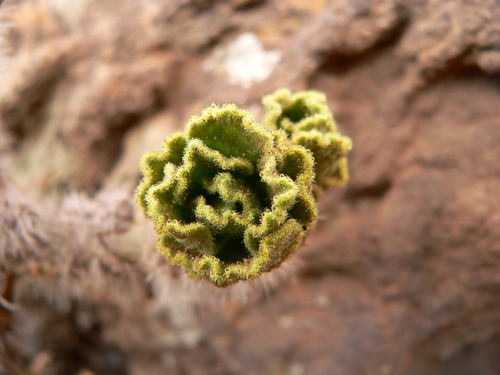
[1, 0, 500, 374]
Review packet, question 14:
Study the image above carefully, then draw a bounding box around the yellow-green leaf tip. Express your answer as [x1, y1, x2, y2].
[263, 89, 352, 191]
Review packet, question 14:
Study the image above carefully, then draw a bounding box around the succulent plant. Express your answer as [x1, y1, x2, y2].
[137, 90, 351, 287]
[263, 89, 352, 192]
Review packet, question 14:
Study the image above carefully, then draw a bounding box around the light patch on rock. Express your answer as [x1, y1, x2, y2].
[48, 0, 86, 26]
[220, 32, 281, 89]
[0, 10, 10, 72]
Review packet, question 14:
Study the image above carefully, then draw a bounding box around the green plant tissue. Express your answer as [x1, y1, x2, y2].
[136, 90, 352, 287]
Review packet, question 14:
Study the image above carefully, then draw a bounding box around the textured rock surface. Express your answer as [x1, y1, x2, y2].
[1, 0, 500, 374]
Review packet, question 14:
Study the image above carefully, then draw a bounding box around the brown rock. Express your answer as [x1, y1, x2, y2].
[1, 0, 500, 374]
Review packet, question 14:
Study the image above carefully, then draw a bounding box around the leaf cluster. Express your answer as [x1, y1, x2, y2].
[137, 90, 352, 287]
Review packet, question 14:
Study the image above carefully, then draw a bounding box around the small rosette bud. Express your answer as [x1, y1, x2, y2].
[263, 89, 352, 192]
[136, 104, 317, 287]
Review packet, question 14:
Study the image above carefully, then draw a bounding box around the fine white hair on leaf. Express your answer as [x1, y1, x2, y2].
[145, 245, 303, 311]
[60, 189, 134, 234]
[0, 175, 49, 261]
[0, 174, 140, 305]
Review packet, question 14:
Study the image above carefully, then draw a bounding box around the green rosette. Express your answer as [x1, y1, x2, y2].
[136, 104, 317, 287]
[263, 89, 352, 192]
